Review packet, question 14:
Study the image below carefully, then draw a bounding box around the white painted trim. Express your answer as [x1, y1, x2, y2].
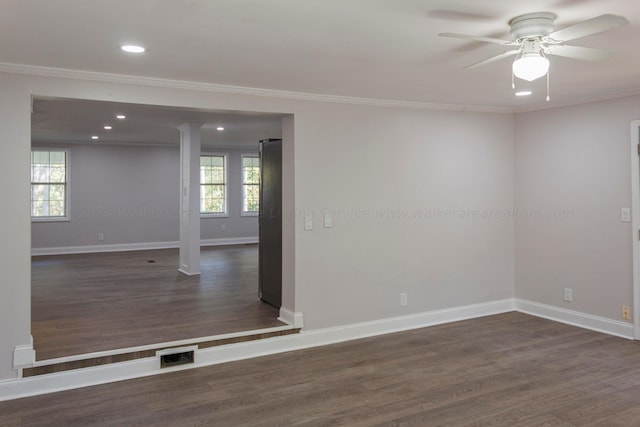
[1, 298, 634, 401]
[240, 153, 260, 216]
[278, 307, 304, 328]
[201, 237, 258, 247]
[5, 298, 637, 401]
[0, 62, 513, 114]
[30, 148, 70, 222]
[177, 268, 201, 276]
[631, 120, 640, 340]
[31, 237, 259, 256]
[514, 299, 634, 340]
[199, 152, 229, 217]
[13, 337, 35, 369]
[514, 88, 640, 114]
[32, 139, 259, 151]
[0, 299, 513, 401]
[33, 325, 294, 367]
[155, 345, 198, 358]
[32, 241, 176, 255]
[293, 299, 514, 346]
[5, 62, 638, 115]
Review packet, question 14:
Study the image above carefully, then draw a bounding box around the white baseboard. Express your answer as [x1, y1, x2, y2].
[201, 237, 258, 247]
[3, 298, 632, 401]
[0, 298, 513, 401]
[13, 337, 35, 369]
[278, 307, 304, 328]
[514, 298, 634, 340]
[31, 237, 259, 256]
[293, 299, 515, 348]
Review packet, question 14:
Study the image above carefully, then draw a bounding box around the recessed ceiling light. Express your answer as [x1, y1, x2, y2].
[216, 127, 224, 131]
[121, 44, 145, 53]
[116, 114, 126, 120]
[104, 125, 112, 130]
[515, 90, 533, 97]
[91, 136, 99, 140]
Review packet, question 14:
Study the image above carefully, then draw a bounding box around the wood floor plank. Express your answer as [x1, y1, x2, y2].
[31, 245, 283, 360]
[4, 312, 640, 425]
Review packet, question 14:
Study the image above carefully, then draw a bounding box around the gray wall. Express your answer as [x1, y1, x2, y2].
[31, 143, 258, 250]
[1, 72, 515, 380]
[515, 95, 640, 322]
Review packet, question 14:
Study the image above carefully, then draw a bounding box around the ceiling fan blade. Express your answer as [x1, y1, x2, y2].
[464, 50, 519, 69]
[546, 44, 615, 61]
[438, 32, 513, 45]
[547, 14, 628, 42]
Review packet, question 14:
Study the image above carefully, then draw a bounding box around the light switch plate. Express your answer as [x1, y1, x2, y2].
[621, 207, 631, 222]
[324, 213, 332, 228]
[304, 213, 313, 230]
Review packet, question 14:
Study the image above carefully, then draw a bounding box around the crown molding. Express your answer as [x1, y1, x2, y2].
[31, 139, 258, 150]
[0, 62, 513, 114]
[514, 87, 640, 114]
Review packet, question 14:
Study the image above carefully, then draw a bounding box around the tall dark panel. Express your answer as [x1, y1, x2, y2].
[258, 138, 282, 308]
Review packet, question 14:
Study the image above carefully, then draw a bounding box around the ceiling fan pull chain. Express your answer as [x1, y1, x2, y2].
[546, 70, 551, 102]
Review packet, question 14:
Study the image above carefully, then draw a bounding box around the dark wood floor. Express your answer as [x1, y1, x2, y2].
[31, 245, 283, 360]
[5, 312, 640, 426]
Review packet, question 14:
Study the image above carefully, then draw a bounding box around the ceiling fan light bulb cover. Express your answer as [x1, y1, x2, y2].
[512, 55, 550, 81]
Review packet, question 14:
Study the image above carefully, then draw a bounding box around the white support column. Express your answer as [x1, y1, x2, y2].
[178, 123, 202, 276]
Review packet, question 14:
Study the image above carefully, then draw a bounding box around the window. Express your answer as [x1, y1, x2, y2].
[31, 150, 68, 220]
[242, 155, 260, 215]
[200, 154, 227, 215]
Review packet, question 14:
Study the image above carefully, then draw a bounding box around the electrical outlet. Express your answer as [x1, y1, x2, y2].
[98, 233, 104, 241]
[400, 293, 408, 307]
[563, 288, 573, 302]
[221, 224, 226, 231]
[623, 306, 631, 320]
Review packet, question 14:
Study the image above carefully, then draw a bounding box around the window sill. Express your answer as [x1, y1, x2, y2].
[200, 213, 229, 219]
[241, 212, 259, 217]
[31, 216, 70, 223]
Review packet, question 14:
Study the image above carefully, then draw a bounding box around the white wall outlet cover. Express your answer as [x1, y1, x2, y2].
[563, 287, 573, 302]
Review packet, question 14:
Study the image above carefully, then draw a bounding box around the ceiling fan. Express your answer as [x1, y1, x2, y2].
[438, 12, 628, 99]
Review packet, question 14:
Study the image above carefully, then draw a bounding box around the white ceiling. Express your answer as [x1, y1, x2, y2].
[31, 98, 284, 148]
[4, 0, 640, 141]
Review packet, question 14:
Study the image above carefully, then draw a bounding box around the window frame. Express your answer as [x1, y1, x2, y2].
[31, 148, 70, 222]
[199, 153, 228, 218]
[241, 153, 260, 217]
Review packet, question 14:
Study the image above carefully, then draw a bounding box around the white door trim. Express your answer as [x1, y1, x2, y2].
[630, 120, 640, 339]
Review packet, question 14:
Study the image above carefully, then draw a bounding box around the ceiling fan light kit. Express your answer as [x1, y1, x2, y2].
[512, 40, 549, 82]
[439, 12, 628, 100]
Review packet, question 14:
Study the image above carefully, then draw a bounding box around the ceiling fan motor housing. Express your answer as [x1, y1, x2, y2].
[509, 12, 556, 40]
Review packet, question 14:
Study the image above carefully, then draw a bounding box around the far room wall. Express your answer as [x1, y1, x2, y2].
[31, 143, 259, 251]
[515, 95, 640, 322]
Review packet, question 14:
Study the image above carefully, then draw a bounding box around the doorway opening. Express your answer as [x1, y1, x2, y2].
[630, 120, 640, 340]
[30, 97, 293, 360]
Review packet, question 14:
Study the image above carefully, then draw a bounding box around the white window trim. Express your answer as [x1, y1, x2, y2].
[241, 153, 260, 217]
[200, 152, 228, 218]
[31, 148, 70, 223]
